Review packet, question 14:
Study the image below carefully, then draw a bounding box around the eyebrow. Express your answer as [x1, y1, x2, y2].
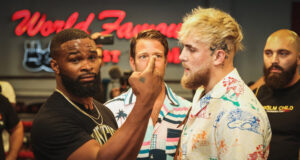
[68, 49, 98, 55]
[137, 50, 164, 55]
[264, 49, 290, 53]
[184, 44, 194, 49]
[278, 49, 290, 53]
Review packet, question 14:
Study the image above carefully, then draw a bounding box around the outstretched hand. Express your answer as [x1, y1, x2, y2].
[129, 55, 163, 103]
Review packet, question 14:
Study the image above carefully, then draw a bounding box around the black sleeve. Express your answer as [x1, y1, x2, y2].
[0, 94, 19, 130]
[31, 111, 92, 160]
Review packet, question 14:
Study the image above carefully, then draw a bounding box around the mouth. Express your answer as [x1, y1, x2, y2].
[270, 67, 282, 73]
[182, 64, 190, 72]
[79, 74, 96, 82]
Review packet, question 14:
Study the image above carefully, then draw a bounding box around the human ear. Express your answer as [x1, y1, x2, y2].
[213, 49, 226, 65]
[50, 59, 60, 75]
[129, 57, 137, 71]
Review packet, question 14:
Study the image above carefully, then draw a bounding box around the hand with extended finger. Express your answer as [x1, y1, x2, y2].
[129, 55, 163, 104]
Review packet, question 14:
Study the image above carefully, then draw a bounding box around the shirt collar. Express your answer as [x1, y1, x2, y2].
[211, 68, 243, 99]
[191, 68, 242, 114]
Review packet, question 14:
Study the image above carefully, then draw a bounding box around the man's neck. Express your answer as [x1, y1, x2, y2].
[284, 73, 300, 88]
[204, 66, 234, 94]
[56, 85, 94, 110]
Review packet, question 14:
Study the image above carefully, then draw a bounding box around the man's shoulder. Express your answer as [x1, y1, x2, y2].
[104, 90, 130, 107]
[0, 94, 10, 104]
[94, 100, 116, 117]
[165, 85, 192, 107]
[219, 82, 266, 115]
[32, 92, 74, 129]
[174, 95, 192, 106]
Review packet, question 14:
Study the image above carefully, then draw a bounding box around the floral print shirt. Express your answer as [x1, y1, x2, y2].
[178, 69, 272, 160]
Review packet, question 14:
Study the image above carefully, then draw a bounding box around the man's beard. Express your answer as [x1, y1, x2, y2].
[263, 62, 297, 89]
[181, 68, 210, 90]
[60, 72, 101, 97]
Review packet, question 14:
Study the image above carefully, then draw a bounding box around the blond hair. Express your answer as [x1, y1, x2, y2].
[179, 7, 244, 53]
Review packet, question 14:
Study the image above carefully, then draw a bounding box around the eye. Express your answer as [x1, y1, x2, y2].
[278, 50, 290, 57]
[188, 47, 196, 53]
[264, 50, 273, 57]
[139, 55, 148, 60]
[69, 58, 80, 63]
[155, 54, 163, 58]
[89, 55, 98, 61]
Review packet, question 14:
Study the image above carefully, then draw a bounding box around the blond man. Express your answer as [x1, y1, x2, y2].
[176, 7, 271, 160]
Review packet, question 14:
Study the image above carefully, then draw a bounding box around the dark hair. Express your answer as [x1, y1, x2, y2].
[130, 29, 169, 59]
[50, 28, 91, 59]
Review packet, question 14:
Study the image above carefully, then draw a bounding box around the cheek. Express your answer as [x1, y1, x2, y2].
[61, 64, 80, 77]
[156, 62, 167, 73]
[263, 56, 272, 64]
[93, 61, 101, 71]
[135, 61, 147, 72]
[282, 58, 297, 70]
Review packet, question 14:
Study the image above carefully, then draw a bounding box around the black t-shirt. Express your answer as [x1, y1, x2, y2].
[31, 91, 118, 160]
[0, 94, 20, 160]
[254, 80, 300, 160]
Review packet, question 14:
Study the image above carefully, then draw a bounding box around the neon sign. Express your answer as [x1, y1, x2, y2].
[12, 9, 182, 39]
[12, 9, 182, 72]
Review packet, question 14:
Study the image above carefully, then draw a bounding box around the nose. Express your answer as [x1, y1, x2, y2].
[81, 60, 94, 72]
[271, 53, 279, 64]
[179, 48, 187, 62]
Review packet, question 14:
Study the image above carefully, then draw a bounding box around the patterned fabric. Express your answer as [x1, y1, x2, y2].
[178, 69, 272, 160]
[105, 83, 191, 160]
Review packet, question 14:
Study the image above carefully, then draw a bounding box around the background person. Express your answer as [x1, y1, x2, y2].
[253, 29, 300, 160]
[0, 92, 23, 160]
[105, 29, 191, 160]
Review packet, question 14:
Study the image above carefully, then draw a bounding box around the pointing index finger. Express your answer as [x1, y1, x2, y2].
[144, 55, 156, 74]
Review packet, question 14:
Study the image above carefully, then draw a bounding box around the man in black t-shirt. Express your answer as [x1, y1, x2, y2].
[253, 29, 300, 160]
[0, 93, 23, 160]
[31, 28, 163, 160]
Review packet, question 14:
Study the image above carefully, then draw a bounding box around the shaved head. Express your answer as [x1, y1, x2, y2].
[263, 29, 300, 88]
[266, 29, 300, 53]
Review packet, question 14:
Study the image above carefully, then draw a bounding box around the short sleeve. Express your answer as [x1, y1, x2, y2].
[215, 108, 269, 160]
[31, 112, 92, 160]
[0, 94, 19, 130]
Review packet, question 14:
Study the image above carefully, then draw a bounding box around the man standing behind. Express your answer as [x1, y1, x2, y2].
[105, 30, 191, 160]
[0, 93, 23, 160]
[31, 28, 163, 160]
[253, 29, 300, 160]
[176, 7, 271, 159]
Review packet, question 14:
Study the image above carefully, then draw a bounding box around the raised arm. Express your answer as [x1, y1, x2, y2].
[68, 55, 163, 160]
